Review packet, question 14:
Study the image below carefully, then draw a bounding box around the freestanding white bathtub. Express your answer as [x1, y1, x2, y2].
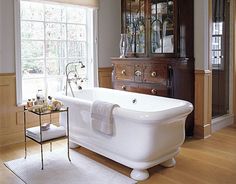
[56, 87, 193, 181]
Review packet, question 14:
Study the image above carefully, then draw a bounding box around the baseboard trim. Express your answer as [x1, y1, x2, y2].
[194, 124, 211, 139]
[212, 114, 234, 132]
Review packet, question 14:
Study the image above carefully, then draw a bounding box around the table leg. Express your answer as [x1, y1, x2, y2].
[39, 115, 44, 170]
[24, 106, 27, 159]
[67, 107, 71, 162]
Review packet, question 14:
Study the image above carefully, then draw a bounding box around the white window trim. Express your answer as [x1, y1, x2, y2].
[15, 0, 22, 105]
[14, 0, 98, 105]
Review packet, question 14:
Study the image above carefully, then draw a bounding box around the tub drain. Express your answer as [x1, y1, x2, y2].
[132, 98, 137, 104]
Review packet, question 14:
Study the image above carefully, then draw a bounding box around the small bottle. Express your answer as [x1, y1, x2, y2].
[36, 89, 44, 104]
[32, 98, 36, 106]
[48, 96, 53, 110]
[27, 99, 32, 108]
[36, 96, 41, 105]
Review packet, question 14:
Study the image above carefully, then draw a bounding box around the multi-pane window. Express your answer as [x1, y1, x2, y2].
[20, 0, 92, 101]
[212, 22, 223, 68]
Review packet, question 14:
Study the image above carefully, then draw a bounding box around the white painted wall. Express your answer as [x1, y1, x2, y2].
[194, 0, 209, 70]
[0, 0, 121, 73]
[0, 0, 209, 72]
[98, 0, 121, 67]
[0, 0, 15, 73]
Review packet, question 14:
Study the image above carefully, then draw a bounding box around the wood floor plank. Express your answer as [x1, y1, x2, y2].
[0, 125, 235, 184]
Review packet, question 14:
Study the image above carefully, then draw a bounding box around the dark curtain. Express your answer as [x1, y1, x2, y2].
[212, 0, 225, 22]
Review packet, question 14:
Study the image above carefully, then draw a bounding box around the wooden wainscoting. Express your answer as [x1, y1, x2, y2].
[194, 70, 212, 138]
[234, 0, 236, 124]
[0, 74, 21, 146]
[98, 67, 112, 89]
[0, 74, 58, 147]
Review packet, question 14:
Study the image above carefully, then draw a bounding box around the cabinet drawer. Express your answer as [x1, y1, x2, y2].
[113, 82, 169, 96]
[113, 82, 138, 92]
[143, 64, 168, 84]
[114, 64, 134, 81]
[139, 84, 169, 97]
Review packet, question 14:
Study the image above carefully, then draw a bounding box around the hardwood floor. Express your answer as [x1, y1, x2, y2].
[0, 125, 236, 184]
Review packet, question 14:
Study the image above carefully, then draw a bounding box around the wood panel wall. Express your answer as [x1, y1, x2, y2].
[0, 64, 234, 146]
[234, 0, 236, 124]
[194, 70, 212, 138]
[0, 74, 21, 146]
[0, 74, 58, 147]
[0, 67, 114, 147]
[98, 67, 112, 88]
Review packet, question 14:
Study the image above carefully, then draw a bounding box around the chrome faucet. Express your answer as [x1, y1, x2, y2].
[65, 61, 86, 97]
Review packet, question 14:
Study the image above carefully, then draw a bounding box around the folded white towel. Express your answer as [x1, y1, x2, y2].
[91, 100, 119, 135]
[26, 124, 66, 142]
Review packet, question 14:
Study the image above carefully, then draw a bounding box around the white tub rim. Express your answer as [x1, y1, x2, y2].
[56, 88, 193, 123]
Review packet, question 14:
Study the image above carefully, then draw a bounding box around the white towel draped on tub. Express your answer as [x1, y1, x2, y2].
[91, 100, 119, 135]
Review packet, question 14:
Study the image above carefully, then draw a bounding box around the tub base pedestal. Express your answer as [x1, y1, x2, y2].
[160, 158, 176, 168]
[130, 169, 149, 181]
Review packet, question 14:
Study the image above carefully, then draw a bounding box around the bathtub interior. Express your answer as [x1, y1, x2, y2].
[68, 88, 190, 112]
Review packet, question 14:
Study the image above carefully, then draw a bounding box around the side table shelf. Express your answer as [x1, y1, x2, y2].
[23, 106, 71, 170]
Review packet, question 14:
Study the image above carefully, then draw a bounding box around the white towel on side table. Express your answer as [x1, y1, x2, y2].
[91, 100, 119, 135]
[26, 124, 66, 142]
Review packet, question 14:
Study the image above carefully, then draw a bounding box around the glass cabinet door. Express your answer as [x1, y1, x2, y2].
[150, 0, 175, 54]
[124, 0, 146, 55]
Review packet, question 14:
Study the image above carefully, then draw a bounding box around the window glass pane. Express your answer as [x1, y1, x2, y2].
[68, 41, 86, 58]
[21, 21, 44, 40]
[20, 1, 92, 103]
[22, 78, 45, 101]
[46, 41, 66, 58]
[213, 22, 223, 35]
[212, 36, 222, 50]
[21, 41, 44, 59]
[67, 25, 86, 41]
[67, 7, 86, 24]
[46, 23, 66, 40]
[47, 77, 65, 96]
[22, 59, 44, 77]
[46, 60, 61, 75]
[45, 4, 66, 22]
[212, 51, 222, 65]
[21, 1, 44, 21]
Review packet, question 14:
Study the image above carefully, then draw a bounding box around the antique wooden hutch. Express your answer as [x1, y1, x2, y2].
[111, 0, 194, 136]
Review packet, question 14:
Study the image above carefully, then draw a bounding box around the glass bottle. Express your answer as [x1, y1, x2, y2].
[119, 33, 129, 58]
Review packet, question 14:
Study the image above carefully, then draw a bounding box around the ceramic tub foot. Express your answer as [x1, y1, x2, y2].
[130, 169, 149, 181]
[69, 141, 80, 149]
[160, 158, 176, 167]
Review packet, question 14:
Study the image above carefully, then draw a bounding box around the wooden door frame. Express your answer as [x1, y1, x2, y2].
[210, 0, 236, 124]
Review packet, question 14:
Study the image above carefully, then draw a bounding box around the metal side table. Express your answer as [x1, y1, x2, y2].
[23, 106, 71, 169]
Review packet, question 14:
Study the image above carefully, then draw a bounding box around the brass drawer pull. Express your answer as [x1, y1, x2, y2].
[121, 69, 126, 75]
[121, 85, 126, 90]
[151, 89, 157, 95]
[135, 70, 142, 76]
[151, 71, 157, 77]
